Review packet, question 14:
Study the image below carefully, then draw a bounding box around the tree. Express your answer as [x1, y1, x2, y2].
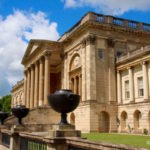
[0, 95, 11, 113]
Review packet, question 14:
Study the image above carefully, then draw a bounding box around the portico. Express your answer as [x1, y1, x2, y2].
[22, 40, 63, 109]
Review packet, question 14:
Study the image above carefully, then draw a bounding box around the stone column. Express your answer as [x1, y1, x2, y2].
[143, 62, 149, 100]
[85, 36, 96, 100]
[23, 70, 27, 106]
[74, 77, 77, 94]
[79, 75, 82, 97]
[81, 40, 86, 101]
[30, 64, 35, 109]
[39, 58, 44, 106]
[34, 61, 39, 108]
[117, 70, 122, 104]
[26, 68, 30, 108]
[44, 52, 51, 105]
[129, 67, 134, 102]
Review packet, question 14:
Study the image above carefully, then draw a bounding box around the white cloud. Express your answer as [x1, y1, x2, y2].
[0, 10, 59, 97]
[62, 0, 150, 15]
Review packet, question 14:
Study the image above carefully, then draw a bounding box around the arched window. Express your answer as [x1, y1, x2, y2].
[69, 54, 82, 97]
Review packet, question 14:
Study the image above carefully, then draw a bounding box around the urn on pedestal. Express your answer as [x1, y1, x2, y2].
[11, 105, 29, 125]
[48, 89, 80, 125]
[0, 109, 9, 125]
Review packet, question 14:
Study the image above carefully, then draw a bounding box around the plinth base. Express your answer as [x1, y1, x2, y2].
[11, 125, 25, 133]
[48, 124, 81, 138]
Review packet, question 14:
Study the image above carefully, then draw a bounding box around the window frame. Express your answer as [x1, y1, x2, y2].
[137, 76, 144, 97]
[125, 80, 130, 100]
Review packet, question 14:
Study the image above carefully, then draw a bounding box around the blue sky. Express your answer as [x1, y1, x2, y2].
[0, 0, 150, 97]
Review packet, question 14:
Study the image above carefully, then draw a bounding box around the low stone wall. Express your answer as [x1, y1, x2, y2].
[17, 132, 149, 150]
[0, 128, 149, 150]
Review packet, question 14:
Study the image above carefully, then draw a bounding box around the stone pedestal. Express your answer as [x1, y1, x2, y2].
[10, 125, 25, 150]
[46, 124, 81, 150]
[48, 124, 81, 138]
[0, 125, 7, 145]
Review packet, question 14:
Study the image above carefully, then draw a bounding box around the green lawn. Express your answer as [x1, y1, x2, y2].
[82, 133, 150, 149]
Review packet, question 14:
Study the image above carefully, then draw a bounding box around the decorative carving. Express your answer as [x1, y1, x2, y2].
[74, 56, 80, 67]
[44, 51, 52, 58]
[86, 35, 96, 45]
[70, 55, 81, 71]
[60, 53, 67, 61]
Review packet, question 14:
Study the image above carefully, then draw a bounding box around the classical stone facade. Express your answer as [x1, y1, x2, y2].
[11, 80, 24, 108]
[11, 12, 150, 133]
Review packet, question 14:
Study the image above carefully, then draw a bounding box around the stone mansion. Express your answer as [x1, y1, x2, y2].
[11, 12, 150, 133]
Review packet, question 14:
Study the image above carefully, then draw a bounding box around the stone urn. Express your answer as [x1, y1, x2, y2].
[0, 110, 9, 125]
[48, 89, 80, 125]
[11, 105, 29, 125]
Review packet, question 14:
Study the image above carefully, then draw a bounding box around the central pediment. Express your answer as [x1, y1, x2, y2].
[21, 39, 63, 65]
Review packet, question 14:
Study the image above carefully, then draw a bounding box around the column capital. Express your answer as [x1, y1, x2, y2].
[30, 64, 35, 69]
[35, 60, 39, 65]
[117, 70, 121, 73]
[81, 39, 86, 48]
[24, 69, 28, 74]
[44, 51, 51, 58]
[27, 66, 31, 71]
[85, 35, 96, 45]
[127, 66, 133, 70]
[107, 38, 115, 48]
[142, 61, 147, 65]
[39, 56, 44, 63]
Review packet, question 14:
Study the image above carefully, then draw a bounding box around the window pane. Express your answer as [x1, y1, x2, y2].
[138, 77, 143, 97]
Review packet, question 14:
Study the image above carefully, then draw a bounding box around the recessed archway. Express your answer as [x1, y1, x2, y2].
[99, 111, 110, 132]
[120, 111, 127, 132]
[134, 110, 141, 132]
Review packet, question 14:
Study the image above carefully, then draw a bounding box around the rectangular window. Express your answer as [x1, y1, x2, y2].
[98, 49, 104, 59]
[138, 77, 144, 97]
[125, 80, 130, 99]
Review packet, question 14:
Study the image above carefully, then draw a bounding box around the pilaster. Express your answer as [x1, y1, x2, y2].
[143, 61, 149, 100]
[85, 35, 96, 100]
[129, 66, 134, 102]
[81, 40, 86, 101]
[117, 70, 122, 104]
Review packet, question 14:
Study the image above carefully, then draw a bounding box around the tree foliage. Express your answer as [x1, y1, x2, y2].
[0, 95, 11, 113]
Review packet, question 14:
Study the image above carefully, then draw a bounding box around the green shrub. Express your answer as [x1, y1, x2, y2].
[143, 128, 148, 135]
